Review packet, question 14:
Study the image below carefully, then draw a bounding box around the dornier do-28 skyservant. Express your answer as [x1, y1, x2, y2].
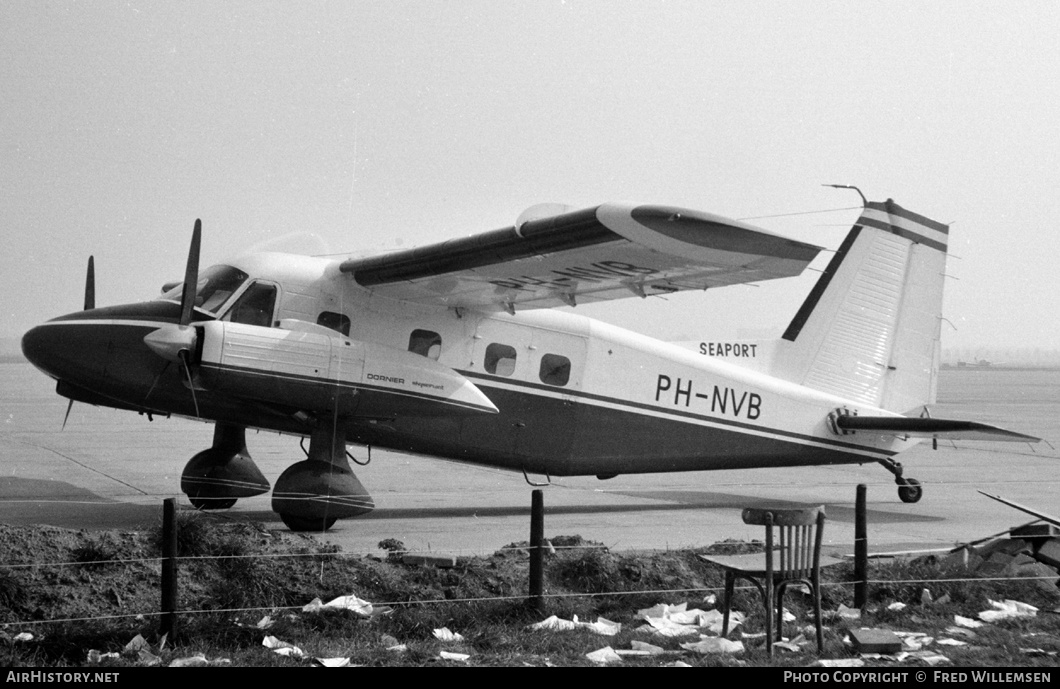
[21, 196, 1038, 530]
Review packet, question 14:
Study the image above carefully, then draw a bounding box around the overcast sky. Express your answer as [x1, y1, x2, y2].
[3, 1, 1058, 351]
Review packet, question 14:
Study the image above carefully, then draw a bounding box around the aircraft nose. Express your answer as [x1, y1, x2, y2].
[21, 324, 57, 375]
[21, 320, 108, 386]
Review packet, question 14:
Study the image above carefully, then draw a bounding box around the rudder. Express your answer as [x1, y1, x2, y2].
[772, 199, 949, 413]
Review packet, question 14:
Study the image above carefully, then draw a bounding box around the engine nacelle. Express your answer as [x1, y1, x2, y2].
[193, 320, 498, 418]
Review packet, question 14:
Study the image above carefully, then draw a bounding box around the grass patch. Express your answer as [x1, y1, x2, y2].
[2, 521, 1058, 667]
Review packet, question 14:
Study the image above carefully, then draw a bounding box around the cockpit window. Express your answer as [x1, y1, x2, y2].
[225, 282, 277, 327]
[159, 265, 249, 316]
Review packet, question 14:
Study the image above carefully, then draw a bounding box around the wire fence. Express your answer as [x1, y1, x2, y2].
[2, 518, 1057, 631]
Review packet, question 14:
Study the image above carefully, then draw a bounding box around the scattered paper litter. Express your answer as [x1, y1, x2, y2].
[937, 638, 967, 646]
[527, 614, 620, 636]
[262, 635, 305, 658]
[888, 602, 907, 611]
[953, 615, 983, 629]
[813, 658, 865, 667]
[433, 627, 465, 642]
[169, 654, 209, 667]
[944, 626, 978, 640]
[680, 637, 744, 654]
[835, 604, 861, 620]
[585, 617, 621, 636]
[635, 601, 742, 637]
[530, 615, 579, 632]
[636, 617, 701, 638]
[440, 650, 470, 662]
[978, 599, 1038, 622]
[697, 609, 745, 635]
[86, 650, 120, 663]
[13, 632, 33, 642]
[314, 657, 352, 667]
[774, 634, 809, 653]
[631, 640, 665, 654]
[586, 646, 623, 664]
[123, 634, 150, 653]
[303, 594, 376, 616]
[895, 631, 931, 651]
[910, 650, 950, 666]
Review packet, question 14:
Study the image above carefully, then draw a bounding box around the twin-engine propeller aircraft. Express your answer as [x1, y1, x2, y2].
[22, 194, 1039, 531]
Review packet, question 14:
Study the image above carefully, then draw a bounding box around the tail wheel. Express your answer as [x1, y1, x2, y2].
[280, 514, 338, 532]
[898, 478, 923, 504]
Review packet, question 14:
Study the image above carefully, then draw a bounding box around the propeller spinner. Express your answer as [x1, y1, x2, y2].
[143, 219, 204, 417]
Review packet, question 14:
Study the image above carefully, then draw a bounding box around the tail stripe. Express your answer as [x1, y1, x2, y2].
[861, 201, 949, 252]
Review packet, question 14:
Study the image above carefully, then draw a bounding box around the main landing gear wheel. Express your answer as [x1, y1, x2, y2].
[271, 420, 375, 532]
[897, 478, 923, 504]
[182, 424, 271, 507]
[279, 514, 338, 532]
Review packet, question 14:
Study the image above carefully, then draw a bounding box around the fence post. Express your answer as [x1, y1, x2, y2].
[854, 484, 868, 608]
[529, 489, 545, 611]
[160, 497, 179, 639]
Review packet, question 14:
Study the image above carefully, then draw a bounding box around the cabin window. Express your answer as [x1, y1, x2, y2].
[318, 311, 351, 336]
[484, 343, 517, 377]
[409, 329, 442, 360]
[539, 353, 571, 386]
[226, 282, 277, 327]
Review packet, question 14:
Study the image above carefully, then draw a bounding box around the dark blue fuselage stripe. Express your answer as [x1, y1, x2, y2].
[199, 362, 496, 413]
[459, 370, 896, 458]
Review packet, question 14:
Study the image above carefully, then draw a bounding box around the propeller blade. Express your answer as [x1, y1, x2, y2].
[84, 256, 95, 311]
[179, 220, 202, 327]
[62, 399, 74, 430]
[143, 360, 172, 404]
[179, 349, 200, 418]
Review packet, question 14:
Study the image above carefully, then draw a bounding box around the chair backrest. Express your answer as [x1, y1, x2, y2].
[741, 506, 826, 579]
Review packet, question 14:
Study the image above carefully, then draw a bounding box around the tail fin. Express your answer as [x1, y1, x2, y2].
[772, 199, 949, 413]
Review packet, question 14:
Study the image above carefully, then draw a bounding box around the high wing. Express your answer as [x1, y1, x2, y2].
[339, 203, 821, 312]
[832, 415, 1041, 443]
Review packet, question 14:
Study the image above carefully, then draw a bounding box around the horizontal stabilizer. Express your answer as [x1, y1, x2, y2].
[831, 414, 1040, 442]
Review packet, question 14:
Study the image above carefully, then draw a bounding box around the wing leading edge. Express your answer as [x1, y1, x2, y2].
[339, 203, 821, 312]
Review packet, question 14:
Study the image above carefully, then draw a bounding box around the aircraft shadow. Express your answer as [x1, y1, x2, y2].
[0, 478, 162, 530]
[230, 490, 941, 525]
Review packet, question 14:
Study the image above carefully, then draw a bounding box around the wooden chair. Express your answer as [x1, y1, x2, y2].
[698, 506, 836, 655]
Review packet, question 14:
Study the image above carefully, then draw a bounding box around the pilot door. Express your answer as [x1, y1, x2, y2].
[223, 281, 279, 328]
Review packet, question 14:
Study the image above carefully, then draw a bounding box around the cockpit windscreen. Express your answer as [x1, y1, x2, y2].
[159, 265, 249, 316]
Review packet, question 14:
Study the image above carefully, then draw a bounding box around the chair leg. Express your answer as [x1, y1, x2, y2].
[764, 577, 774, 656]
[721, 571, 735, 638]
[775, 583, 786, 642]
[813, 580, 824, 652]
